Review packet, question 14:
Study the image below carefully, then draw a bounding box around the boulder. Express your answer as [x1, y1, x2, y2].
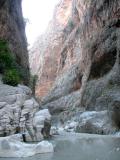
[75, 111, 117, 134]
[0, 84, 52, 142]
[0, 135, 53, 157]
[50, 126, 59, 135]
[33, 109, 52, 139]
[64, 121, 78, 132]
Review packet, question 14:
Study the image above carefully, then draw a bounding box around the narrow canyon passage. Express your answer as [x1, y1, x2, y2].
[0, 0, 120, 159]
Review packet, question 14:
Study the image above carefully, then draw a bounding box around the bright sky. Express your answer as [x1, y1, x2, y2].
[22, 0, 59, 46]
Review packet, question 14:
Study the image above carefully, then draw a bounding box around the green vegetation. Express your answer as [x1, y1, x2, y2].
[0, 40, 28, 86]
[68, 19, 74, 29]
[63, 19, 75, 34]
[2, 69, 20, 86]
[29, 75, 38, 95]
[0, 40, 14, 73]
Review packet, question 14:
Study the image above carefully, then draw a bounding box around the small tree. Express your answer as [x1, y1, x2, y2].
[0, 40, 14, 73]
[30, 75, 38, 95]
[2, 69, 20, 86]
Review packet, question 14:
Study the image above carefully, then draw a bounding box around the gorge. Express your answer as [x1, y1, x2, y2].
[30, 0, 120, 134]
[0, 0, 120, 159]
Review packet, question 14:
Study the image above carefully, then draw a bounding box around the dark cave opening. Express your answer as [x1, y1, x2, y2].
[90, 49, 117, 79]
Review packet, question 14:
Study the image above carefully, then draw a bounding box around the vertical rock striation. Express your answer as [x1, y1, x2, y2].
[30, 0, 120, 133]
[0, 0, 29, 71]
[0, 83, 52, 142]
[29, 0, 72, 97]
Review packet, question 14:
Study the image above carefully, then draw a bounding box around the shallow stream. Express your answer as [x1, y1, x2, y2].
[1, 133, 120, 160]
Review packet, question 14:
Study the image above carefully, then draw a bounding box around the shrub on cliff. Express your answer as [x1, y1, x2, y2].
[2, 69, 20, 86]
[63, 19, 75, 35]
[14, 63, 30, 85]
[29, 75, 38, 95]
[0, 40, 14, 73]
[0, 40, 26, 86]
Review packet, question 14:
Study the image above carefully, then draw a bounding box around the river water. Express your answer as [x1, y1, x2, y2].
[0, 133, 120, 160]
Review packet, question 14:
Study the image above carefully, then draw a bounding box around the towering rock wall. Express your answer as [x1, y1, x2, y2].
[29, 0, 72, 97]
[0, 1, 53, 140]
[0, 0, 29, 70]
[30, 0, 120, 132]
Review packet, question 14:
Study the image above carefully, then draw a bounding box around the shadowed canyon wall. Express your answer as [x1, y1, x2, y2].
[0, 0, 29, 71]
[30, 0, 120, 124]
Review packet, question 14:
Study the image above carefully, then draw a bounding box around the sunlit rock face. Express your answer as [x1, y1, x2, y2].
[29, 0, 72, 97]
[0, 0, 29, 70]
[30, 0, 120, 133]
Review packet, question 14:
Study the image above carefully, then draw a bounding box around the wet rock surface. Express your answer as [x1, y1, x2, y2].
[0, 135, 53, 157]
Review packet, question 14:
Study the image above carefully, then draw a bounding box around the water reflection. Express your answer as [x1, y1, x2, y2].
[0, 134, 120, 160]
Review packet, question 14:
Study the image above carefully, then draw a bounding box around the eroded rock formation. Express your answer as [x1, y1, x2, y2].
[0, 82, 51, 142]
[30, 0, 120, 134]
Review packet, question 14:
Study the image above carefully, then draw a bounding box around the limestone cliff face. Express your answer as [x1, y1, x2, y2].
[30, 0, 119, 96]
[29, 0, 72, 97]
[0, 0, 29, 70]
[0, 82, 52, 141]
[30, 0, 120, 131]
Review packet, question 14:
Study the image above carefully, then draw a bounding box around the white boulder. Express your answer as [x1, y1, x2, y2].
[0, 83, 52, 141]
[34, 109, 51, 126]
[50, 126, 59, 135]
[32, 109, 51, 139]
[64, 121, 78, 132]
[0, 135, 54, 157]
